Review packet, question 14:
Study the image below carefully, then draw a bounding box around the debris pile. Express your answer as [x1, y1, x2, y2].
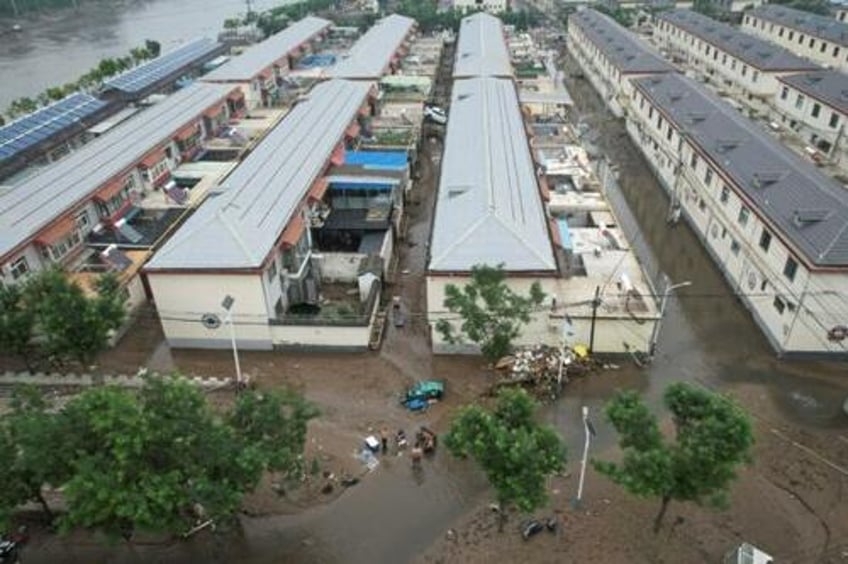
[493, 345, 599, 401]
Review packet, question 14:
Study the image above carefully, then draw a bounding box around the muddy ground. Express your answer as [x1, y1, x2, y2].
[5, 41, 848, 564]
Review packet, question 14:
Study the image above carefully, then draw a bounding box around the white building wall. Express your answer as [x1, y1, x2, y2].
[451, 0, 508, 13]
[427, 275, 655, 354]
[147, 272, 273, 350]
[741, 14, 848, 71]
[772, 82, 847, 159]
[628, 86, 848, 356]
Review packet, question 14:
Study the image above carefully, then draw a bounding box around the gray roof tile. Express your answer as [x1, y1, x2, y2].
[635, 73, 848, 267]
[749, 5, 848, 47]
[660, 9, 818, 71]
[570, 9, 675, 74]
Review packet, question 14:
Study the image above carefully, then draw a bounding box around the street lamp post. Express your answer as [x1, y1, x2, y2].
[221, 295, 242, 387]
[648, 279, 692, 357]
[573, 405, 595, 509]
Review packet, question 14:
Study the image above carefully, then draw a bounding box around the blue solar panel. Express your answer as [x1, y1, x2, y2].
[0, 93, 107, 162]
[103, 37, 221, 95]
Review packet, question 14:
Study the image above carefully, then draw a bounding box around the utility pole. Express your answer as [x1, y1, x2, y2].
[588, 286, 600, 353]
[572, 406, 595, 509]
[648, 278, 692, 357]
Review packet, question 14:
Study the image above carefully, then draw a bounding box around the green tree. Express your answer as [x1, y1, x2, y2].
[26, 269, 126, 367]
[145, 39, 161, 58]
[436, 264, 545, 363]
[0, 282, 36, 370]
[594, 383, 754, 533]
[229, 388, 319, 479]
[445, 388, 566, 531]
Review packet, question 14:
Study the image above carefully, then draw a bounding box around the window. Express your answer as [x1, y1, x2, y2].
[812, 103, 821, 118]
[74, 209, 90, 231]
[640, 97, 645, 110]
[795, 94, 805, 109]
[774, 296, 786, 315]
[780, 86, 788, 100]
[720, 185, 730, 204]
[752, 70, 759, 83]
[690, 152, 698, 169]
[820, 41, 827, 53]
[742, 65, 748, 77]
[704, 167, 713, 186]
[783, 256, 798, 282]
[738, 206, 750, 226]
[799, 34, 804, 44]
[834, 46, 841, 57]
[698, 198, 706, 212]
[830, 112, 840, 128]
[778, 27, 784, 38]
[706, 45, 711, 55]
[759, 229, 772, 252]
[731, 240, 741, 256]
[731, 59, 737, 71]
[809, 38, 815, 48]
[666, 126, 673, 142]
[722, 53, 728, 65]
[9, 256, 29, 280]
[657, 115, 663, 130]
[788, 31, 794, 41]
[648, 106, 654, 120]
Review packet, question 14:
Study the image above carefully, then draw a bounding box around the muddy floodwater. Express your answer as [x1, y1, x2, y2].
[10, 40, 848, 564]
[0, 0, 286, 109]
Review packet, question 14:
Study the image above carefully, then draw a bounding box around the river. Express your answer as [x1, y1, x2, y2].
[0, 0, 289, 109]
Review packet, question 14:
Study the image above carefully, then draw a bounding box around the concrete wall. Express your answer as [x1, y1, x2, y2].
[147, 271, 273, 350]
[426, 275, 655, 354]
[319, 252, 366, 282]
[742, 14, 848, 72]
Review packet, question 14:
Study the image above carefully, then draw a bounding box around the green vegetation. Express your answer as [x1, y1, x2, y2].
[394, 1, 541, 33]
[0, 268, 126, 369]
[769, 0, 832, 15]
[595, 5, 636, 28]
[0, 380, 317, 539]
[445, 388, 566, 531]
[594, 383, 754, 533]
[4, 40, 160, 120]
[436, 264, 546, 363]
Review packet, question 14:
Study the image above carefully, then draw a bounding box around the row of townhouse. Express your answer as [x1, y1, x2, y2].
[654, 10, 848, 166]
[742, 4, 848, 72]
[569, 8, 848, 357]
[428, 12, 660, 355]
[0, 37, 227, 182]
[567, 9, 676, 117]
[202, 16, 332, 109]
[0, 82, 244, 309]
[144, 16, 422, 351]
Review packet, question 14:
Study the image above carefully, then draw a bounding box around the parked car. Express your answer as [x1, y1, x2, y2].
[402, 380, 445, 411]
[424, 105, 447, 125]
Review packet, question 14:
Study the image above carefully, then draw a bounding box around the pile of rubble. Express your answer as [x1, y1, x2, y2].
[493, 345, 599, 401]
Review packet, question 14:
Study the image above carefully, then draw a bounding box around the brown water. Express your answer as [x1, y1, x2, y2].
[0, 0, 285, 109]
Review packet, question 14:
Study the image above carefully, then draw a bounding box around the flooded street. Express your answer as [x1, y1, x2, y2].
[0, 0, 284, 109]
[7, 30, 848, 564]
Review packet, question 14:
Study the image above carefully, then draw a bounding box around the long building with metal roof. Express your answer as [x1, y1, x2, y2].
[147, 79, 373, 271]
[101, 37, 226, 102]
[202, 16, 332, 108]
[0, 93, 118, 181]
[452, 12, 513, 78]
[0, 82, 236, 263]
[743, 5, 848, 70]
[329, 14, 416, 80]
[429, 77, 555, 273]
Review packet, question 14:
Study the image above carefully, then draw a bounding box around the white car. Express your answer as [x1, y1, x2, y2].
[424, 105, 447, 125]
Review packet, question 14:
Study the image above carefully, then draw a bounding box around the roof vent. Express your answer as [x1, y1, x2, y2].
[668, 90, 684, 102]
[447, 185, 471, 199]
[457, 93, 471, 101]
[687, 111, 708, 124]
[757, 50, 773, 59]
[716, 138, 741, 153]
[793, 208, 830, 225]
[751, 171, 785, 188]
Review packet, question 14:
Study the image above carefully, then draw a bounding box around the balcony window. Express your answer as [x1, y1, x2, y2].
[720, 185, 729, 204]
[830, 112, 840, 128]
[780, 86, 788, 100]
[9, 256, 29, 280]
[759, 229, 772, 252]
[738, 206, 750, 226]
[812, 103, 821, 118]
[783, 256, 798, 282]
[795, 94, 805, 109]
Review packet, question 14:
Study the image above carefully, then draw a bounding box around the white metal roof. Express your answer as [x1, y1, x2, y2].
[453, 13, 513, 78]
[429, 77, 556, 273]
[147, 79, 373, 271]
[0, 83, 234, 260]
[329, 14, 416, 79]
[202, 16, 331, 82]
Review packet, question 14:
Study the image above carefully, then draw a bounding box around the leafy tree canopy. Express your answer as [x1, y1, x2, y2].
[594, 382, 754, 532]
[436, 264, 546, 362]
[445, 388, 565, 530]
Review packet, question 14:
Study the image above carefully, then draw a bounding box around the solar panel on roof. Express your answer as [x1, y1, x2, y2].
[0, 93, 107, 162]
[103, 37, 221, 95]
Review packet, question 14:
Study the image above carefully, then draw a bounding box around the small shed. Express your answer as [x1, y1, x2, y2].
[723, 543, 773, 564]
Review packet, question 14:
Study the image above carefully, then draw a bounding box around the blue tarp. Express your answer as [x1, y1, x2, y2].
[298, 54, 337, 68]
[344, 150, 407, 170]
[557, 219, 573, 251]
